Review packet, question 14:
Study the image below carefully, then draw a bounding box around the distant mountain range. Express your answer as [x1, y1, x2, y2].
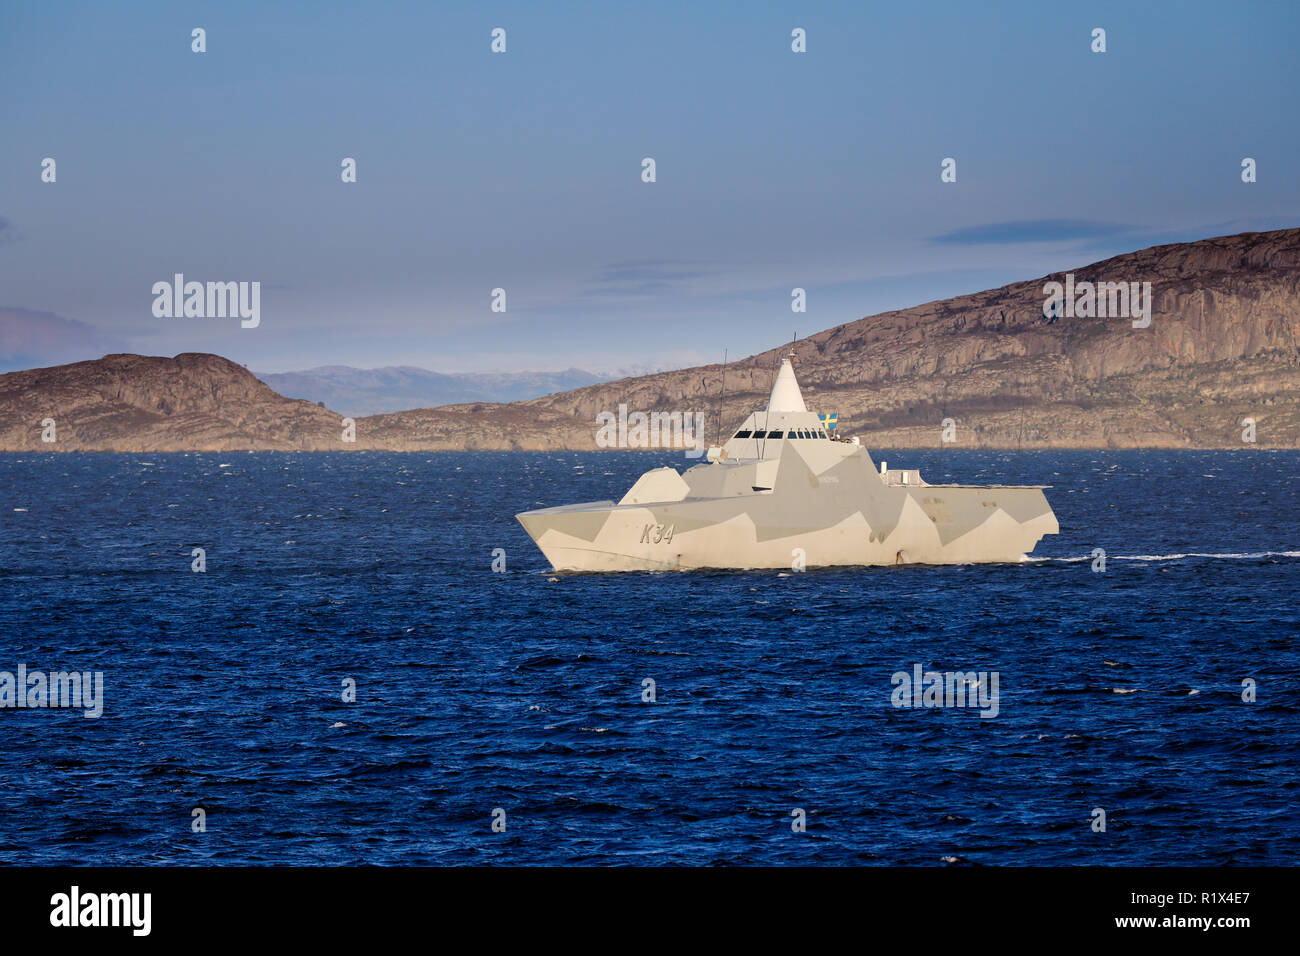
[3, 228, 1298, 451]
[257, 365, 609, 415]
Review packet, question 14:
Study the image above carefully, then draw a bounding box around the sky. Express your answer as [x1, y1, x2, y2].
[2, 0, 1297, 374]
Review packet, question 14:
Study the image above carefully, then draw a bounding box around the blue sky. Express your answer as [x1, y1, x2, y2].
[2, 0, 1297, 374]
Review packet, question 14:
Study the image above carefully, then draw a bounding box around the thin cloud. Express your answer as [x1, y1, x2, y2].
[931, 219, 1139, 245]
[598, 260, 711, 283]
[580, 258, 716, 299]
[580, 281, 677, 298]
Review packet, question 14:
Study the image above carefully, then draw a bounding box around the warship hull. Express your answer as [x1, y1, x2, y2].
[517, 443, 1057, 572]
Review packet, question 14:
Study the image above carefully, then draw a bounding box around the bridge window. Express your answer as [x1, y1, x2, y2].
[766, 430, 784, 439]
[734, 430, 752, 438]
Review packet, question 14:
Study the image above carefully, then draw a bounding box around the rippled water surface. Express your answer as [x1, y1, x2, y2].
[1, 449, 1297, 864]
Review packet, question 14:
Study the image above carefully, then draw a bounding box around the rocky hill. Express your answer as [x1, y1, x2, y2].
[0, 352, 593, 452]
[0, 353, 343, 451]
[523, 227, 1300, 449]
[2, 228, 1297, 451]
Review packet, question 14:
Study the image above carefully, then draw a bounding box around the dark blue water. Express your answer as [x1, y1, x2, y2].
[1, 449, 1297, 865]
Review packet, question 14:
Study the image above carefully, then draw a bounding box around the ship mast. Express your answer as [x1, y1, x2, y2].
[714, 349, 727, 447]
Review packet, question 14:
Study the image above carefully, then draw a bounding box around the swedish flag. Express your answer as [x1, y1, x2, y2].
[818, 412, 838, 431]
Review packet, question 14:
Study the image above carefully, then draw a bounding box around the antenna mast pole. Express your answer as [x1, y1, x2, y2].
[715, 349, 727, 447]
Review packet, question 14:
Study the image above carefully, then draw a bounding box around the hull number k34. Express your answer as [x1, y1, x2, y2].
[640, 523, 676, 544]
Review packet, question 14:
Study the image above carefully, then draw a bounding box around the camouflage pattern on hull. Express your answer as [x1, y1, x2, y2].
[516, 355, 1058, 572]
[517, 442, 1057, 572]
